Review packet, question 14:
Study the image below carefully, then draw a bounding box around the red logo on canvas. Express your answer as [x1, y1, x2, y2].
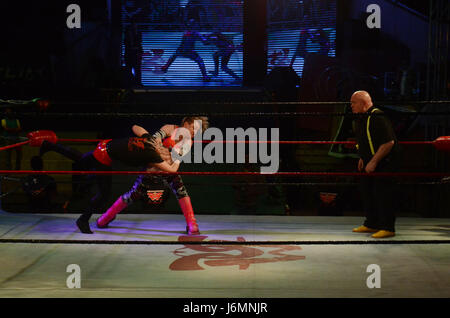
[169, 236, 305, 271]
[320, 192, 337, 205]
[147, 190, 164, 203]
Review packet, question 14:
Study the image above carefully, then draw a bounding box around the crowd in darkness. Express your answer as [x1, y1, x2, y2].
[268, 0, 335, 24]
[123, 0, 242, 31]
[124, 0, 334, 29]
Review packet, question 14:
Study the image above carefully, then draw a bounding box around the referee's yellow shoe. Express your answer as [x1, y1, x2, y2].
[352, 225, 378, 233]
[371, 230, 395, 238]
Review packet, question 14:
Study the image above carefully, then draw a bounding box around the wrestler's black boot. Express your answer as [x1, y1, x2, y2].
[161, 56, 175, 73]
[76, 213, 93, 234]
[196, 60, 211, 82]
[39, 140, 53, 157]
[224, 67, 241, 82]
[209, 55, 219, 77]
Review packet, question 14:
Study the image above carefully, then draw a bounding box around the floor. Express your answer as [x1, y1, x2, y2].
[0, 210, 449, 298]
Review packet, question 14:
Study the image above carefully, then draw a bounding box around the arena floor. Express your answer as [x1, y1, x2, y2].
[0, 210, 449, 298]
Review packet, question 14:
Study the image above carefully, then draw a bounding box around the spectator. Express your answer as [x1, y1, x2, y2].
[124, 22, 143, 87]
[21, 156, 57, 212]
[232, 155, 266, 214]
[1, 108, 23, 170]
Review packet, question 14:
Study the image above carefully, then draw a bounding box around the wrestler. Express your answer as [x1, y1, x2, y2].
[96, 116, 209, 235]
[37, 130, 180, 234]
[160, 19, 211, 82]
[205, 31, 241, 83]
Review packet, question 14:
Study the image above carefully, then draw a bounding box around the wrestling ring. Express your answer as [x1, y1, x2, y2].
[0, 101, 449, 298]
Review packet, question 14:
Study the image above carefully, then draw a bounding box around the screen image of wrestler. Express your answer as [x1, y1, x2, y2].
[137, 30, 243, 86]
[120, 0, 243, 87]
[267, 28, 336, 78]
[266, 0, 336, 77]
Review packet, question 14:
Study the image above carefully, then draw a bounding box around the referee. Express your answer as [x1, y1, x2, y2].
[350, 91, 399, 238]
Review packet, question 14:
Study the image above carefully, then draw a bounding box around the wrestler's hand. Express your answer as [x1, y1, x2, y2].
[152, 139, 173, 163]
[146, 137, 160, 149]
[172, 139, 192, 157]
[163, 137, 176, 149]
[365, 160, 377, 173]
[358, 158, 364, 172]
[153, 160, 180, 173]
[159, 146, 172, 163]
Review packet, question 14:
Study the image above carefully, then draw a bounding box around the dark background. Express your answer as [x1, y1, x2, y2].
[0, 0, 449, 217]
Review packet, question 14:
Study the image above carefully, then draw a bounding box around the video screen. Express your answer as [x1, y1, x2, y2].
[267, 0, 336, 77]
[121, 0, 243, 87]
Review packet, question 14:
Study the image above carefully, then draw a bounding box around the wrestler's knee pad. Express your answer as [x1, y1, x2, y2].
[173, 184, 188, 200]
[122, 175, 146, 204]
[166, 175, 189, 200]
[121, 191, 139, 205]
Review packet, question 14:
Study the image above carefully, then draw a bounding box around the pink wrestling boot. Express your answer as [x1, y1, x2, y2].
[96, 197, 127, 228]
[179, 197, 200, 235]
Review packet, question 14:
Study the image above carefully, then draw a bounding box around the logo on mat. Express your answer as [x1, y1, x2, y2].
[147, 190, 164, 203]
[169, 236, 305, 271]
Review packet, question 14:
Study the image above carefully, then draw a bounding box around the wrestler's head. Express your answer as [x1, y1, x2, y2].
[181, 116, 209, 138]
[350, 91, 373, 114]
[186, 18, 198, 30]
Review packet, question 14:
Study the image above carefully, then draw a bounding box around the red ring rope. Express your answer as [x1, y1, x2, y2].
[0, 139, 437, 152]
[0, 140, 30, 151]
[0, 170, 448, 177]
[53, 139, 438, 145]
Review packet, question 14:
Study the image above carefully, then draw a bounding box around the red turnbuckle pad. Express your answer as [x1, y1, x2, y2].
[27, 130, 58, 147]
[433, 136, 450, 152]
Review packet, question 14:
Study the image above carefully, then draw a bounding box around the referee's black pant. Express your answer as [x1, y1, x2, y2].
[360, 162, 397, 232]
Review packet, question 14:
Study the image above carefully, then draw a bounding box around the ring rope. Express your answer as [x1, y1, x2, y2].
[12, 99, 450, 106]
[0, 176, 445, 187]
[0, 238, 448, 245]
[14, 111, 450, 118]
[0, 138, 438, 152]
[1, 170, 449, 177]
[52, 140, 439, 145]
[0, 140, 30, 152]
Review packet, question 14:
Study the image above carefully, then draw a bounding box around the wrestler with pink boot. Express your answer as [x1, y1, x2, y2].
[96, 174, 199, 235]
[96, 117, 208, 235]
[36, 129, 180, 234]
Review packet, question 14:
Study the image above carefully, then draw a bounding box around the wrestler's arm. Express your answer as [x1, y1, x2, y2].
[204, 33, 215, 44]
[151, 160, 180, 173]
[197, 31, 210, 45]
[133, 124, 177, 139]
[159, 125, 177, 137]
[132, 125, 149, 137]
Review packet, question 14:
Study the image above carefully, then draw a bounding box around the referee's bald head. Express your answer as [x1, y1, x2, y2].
[350, 91, 373, 113]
